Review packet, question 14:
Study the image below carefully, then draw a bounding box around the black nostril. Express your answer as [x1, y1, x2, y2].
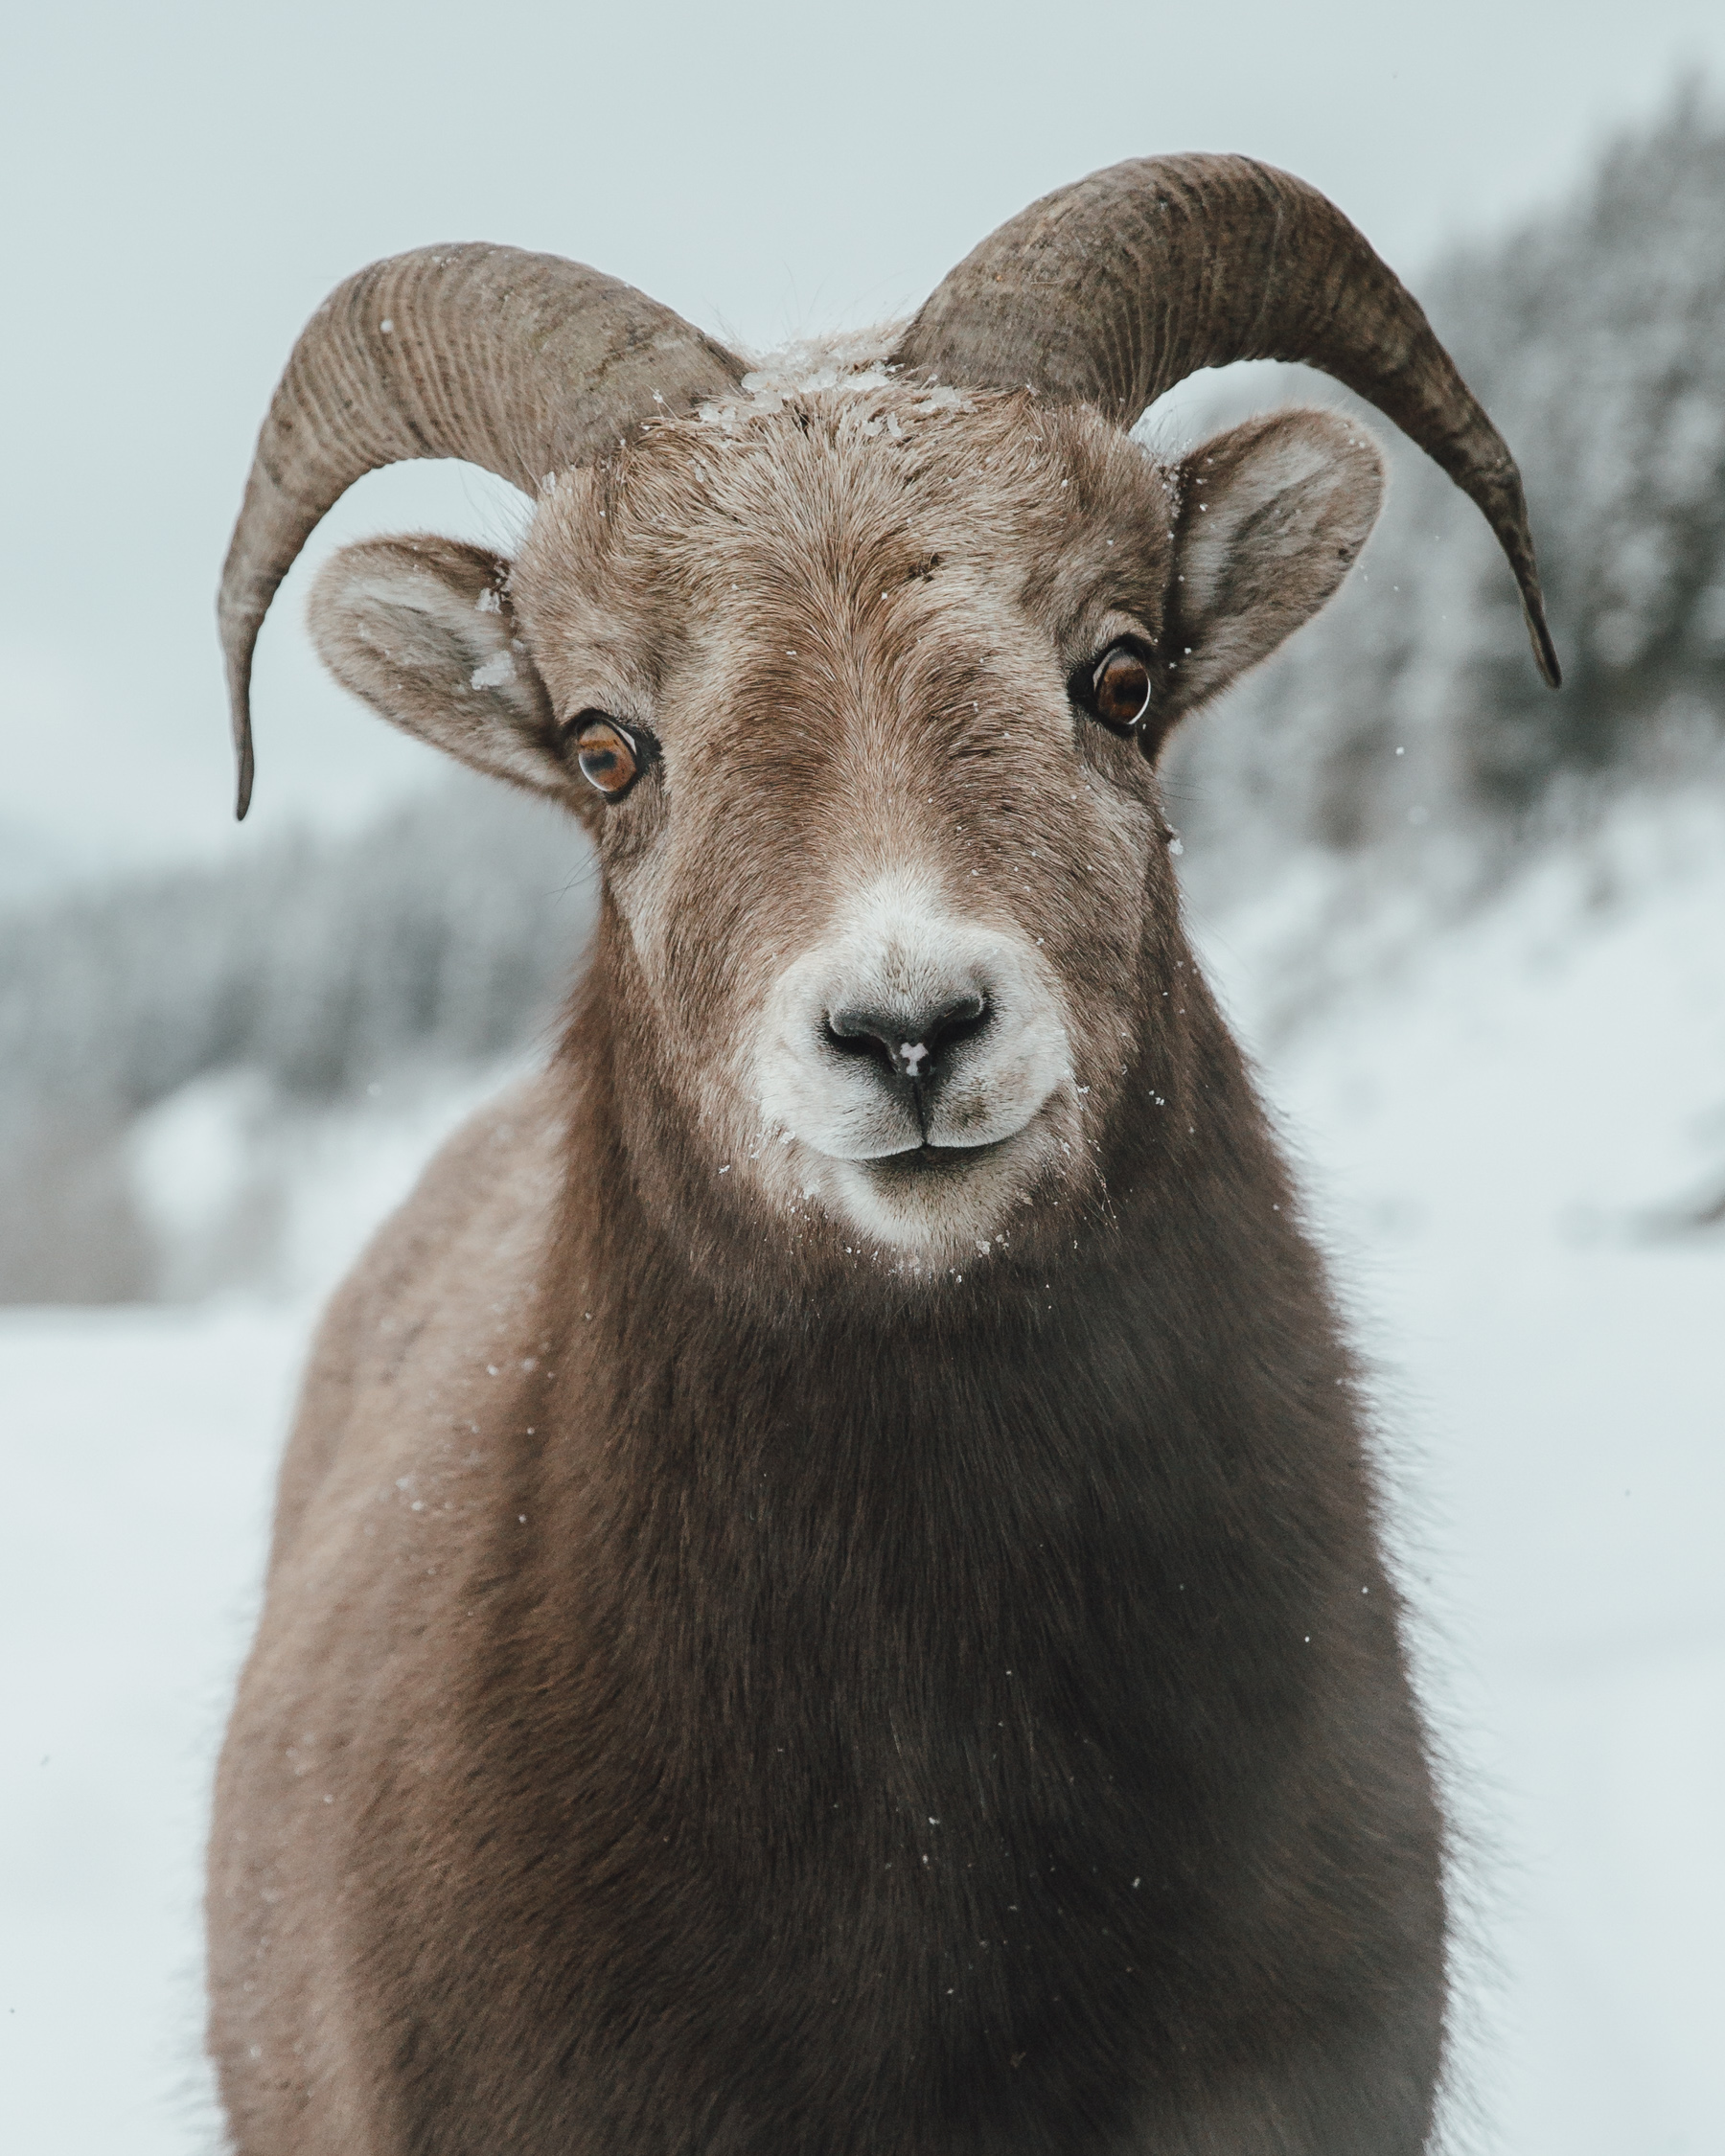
[824, 1018, 896, 1075]
[924, 993, 990, 1059]
[826, 992, 991, 1081]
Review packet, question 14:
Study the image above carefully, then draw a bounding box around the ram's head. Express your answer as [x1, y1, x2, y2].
[221, 157, 1556, 1260]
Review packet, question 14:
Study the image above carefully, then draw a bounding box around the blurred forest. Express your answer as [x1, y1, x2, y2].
[0, 780, 593, 1298]
[3, 91, 1722, 1301]
[1172, 90, 1725, 862]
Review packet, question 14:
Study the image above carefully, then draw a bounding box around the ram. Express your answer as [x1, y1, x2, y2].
[209, 154, 1556, 2155]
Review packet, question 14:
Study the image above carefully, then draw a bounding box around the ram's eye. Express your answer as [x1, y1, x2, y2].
[573, 715, 648, 799]
[1089, 642, 1154, 731]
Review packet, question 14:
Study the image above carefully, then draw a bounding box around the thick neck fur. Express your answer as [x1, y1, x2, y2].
[460, 908, 1427, 2153]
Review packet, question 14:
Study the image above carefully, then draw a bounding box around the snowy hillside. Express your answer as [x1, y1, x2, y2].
[0, 773, 593, 1300]
[1192, 791, 1725, 2154]
[4, 782, 1721, 2156]
[1165, 93, 1725, 879]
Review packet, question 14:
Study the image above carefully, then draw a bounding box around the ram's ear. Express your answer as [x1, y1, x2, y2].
[309, 536, 580, 805]
[1160, 409, 1384, 724]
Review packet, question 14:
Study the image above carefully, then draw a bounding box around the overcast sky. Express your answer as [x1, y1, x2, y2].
[6, 0, 1723, 883]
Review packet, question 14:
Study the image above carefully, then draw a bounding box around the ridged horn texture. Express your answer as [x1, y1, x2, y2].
[218, 245, 745, 816]
[895, 154, 1561, 690]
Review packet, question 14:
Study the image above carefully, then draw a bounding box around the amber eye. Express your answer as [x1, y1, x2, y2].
[573, 715, 648, 800]
[1089, 643, 1154, 731]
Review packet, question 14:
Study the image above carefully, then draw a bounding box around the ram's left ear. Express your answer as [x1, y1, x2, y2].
[309, 535, 578, 806]
[1159, 409, 1385, 724]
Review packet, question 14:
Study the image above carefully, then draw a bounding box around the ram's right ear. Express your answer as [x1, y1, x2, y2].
[1158, 410, 1386, 725]
[309, 536, 579, 805]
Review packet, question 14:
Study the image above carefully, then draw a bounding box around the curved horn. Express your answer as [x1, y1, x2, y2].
[219, 245, 745, 815]
[895, 155, 1559, 688]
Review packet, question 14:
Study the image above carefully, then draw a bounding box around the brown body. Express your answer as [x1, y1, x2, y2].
[213, 989, 1441, 2156]
[206, 153, 1559, 2153]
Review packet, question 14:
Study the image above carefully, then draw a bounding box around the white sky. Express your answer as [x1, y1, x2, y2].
[5, 0, 1723, 878]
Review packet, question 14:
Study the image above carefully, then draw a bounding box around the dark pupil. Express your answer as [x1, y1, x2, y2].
[576, 722, 637, 793]
[1094, 648, 1151, 726]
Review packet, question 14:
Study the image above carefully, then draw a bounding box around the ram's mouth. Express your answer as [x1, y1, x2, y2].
[859, 1135, 1017, 1183]
[814, 1107, 1060, 1250]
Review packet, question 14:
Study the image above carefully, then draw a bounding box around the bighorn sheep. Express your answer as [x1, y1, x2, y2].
[209, 156, 1556, 2154]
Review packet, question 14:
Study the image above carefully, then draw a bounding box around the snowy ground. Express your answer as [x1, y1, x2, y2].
[1, 1303, 304, 2156]
[1192, 793, 1725, 2155]
[3, 793, 1722, 2154]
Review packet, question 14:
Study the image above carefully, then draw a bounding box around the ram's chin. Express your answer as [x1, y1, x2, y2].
[823, 1128, 1044, 1254]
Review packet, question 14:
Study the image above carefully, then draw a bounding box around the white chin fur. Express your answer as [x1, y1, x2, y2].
[821, 1124, 1051, 1252]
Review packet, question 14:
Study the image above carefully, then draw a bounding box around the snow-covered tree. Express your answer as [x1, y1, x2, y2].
[1172, 85, 1725, 863]
[0, 777, 592, 1298]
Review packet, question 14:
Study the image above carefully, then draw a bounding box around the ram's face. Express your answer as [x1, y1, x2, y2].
[310, 383, 1382, 1261]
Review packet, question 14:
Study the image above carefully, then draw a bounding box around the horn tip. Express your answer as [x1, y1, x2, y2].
[1527, 608, 1562, 690]
[223, 627, 257, 817]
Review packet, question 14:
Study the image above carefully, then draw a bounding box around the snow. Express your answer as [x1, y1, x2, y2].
[1192, 790, 1725, 2154]
[0, 1303, 303, 2156]
[3, 790, 1723, 2152]
[126, 1062, 517, 1302]
[468, 650, 516, 690]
